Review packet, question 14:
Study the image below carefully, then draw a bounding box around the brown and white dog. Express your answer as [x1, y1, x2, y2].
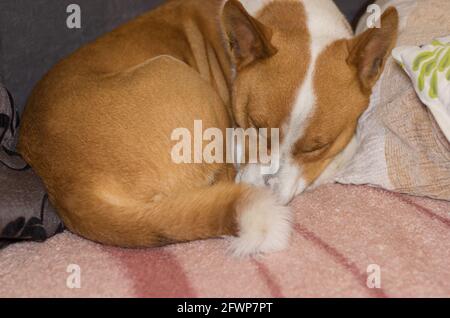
[18, 0, 398, 255]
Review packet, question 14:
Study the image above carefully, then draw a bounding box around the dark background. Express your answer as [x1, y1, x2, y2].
[0, 0, 372, 112]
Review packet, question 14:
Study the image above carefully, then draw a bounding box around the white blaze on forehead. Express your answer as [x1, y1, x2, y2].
[237, 0, 353, 154]
[235, 0, 354, 202]
[238, 0, 274, 16]
[276, 0, 352, 199]
[282, 0, 352, 155]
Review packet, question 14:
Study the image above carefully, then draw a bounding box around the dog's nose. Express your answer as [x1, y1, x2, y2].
[263, 174, 271, 186]
[264, 175, 279, 189]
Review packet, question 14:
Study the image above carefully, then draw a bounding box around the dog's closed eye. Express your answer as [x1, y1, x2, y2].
[296, 141, 331, 156]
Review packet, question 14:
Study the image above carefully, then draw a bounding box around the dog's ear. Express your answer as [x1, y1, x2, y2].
[347, 7, 399, 92]
[222, 0, 278, 70]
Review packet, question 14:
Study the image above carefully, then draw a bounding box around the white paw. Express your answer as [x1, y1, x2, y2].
[229, 189, 292, 257]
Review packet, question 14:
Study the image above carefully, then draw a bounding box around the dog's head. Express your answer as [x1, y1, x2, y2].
[222, 0, 399, 204]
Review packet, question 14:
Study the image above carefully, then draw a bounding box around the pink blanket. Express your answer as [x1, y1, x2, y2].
[1, 184, 449, 297]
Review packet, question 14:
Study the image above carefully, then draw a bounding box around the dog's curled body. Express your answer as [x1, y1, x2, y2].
[18, 0, 398, 254]
[18, 0, 291, 255]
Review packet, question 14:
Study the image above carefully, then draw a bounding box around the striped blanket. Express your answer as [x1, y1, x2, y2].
[1, 184, 449, 297]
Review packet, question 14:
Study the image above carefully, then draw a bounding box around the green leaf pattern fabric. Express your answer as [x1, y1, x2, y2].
[393, 36, 450, 142]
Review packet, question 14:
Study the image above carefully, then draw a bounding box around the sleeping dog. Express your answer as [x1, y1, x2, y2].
[18, 0, 398, 255]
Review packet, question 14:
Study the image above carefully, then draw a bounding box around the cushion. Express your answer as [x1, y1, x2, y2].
[335, 0, 450, 201]
[0, 83, 63, 248]
[392, 36, 450, 141]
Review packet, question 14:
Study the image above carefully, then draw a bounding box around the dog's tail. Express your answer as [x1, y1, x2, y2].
[57, 182, 292, 256]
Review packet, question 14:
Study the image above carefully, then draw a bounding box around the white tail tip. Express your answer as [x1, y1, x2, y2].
[229, 188, 292, 257]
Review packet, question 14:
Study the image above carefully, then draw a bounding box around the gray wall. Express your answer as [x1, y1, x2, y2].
[0, 0, 165, 112]
[335, 0, 374, 26]
[0, 0, 371, 113]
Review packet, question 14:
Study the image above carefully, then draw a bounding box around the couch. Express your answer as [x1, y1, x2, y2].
[2, 0, 449, 298]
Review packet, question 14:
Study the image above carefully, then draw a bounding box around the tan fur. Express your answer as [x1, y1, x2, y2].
[18, 0, 398, 248]
[294, 8, 399, 185]
[19, 0, 275, 247]
[233, 5, 398, 189]
[292, 39, 367, 184]
[232, 1, 311, 132]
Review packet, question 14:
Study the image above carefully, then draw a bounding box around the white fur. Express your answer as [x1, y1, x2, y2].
[270, 160, 304, 205]
[283, 0, 351, 152]
[274, 0, 352, 201]
[231, 0, 354, 255]
[235, 164, 266, 186]
[239, 0, 273, 16]
[230, 189, 292, 257]
[238, 0, 353, 204]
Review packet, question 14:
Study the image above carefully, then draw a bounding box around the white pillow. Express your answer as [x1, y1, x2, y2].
[393, 36, 450, 141]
